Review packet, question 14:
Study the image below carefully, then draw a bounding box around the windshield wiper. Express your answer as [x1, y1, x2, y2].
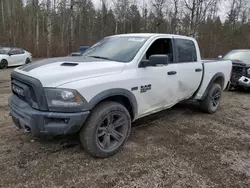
[87, 56, 110, 60]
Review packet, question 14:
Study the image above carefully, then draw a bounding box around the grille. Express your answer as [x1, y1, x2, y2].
[11, 78, 38, 108]
[231, 66, 246, 84]
[10, 71, 48, 111]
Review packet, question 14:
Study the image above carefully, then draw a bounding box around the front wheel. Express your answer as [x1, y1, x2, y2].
[79, 101, 131, 158]
[199, 83, 222, 114]
[25, 58, 31, 64]
[0, 59, 8, 69]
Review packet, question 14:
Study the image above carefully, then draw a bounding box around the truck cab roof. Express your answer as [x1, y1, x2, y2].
[109, 33, 195, 40]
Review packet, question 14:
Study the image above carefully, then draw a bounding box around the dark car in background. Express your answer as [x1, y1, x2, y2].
[69, 46, 89, 56]
[219, 50, 250, 90]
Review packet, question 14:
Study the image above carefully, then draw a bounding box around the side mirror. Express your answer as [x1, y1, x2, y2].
[139, 55, 169, 68]
[218, 55, 223, 59]
[149, 55, 169, 65]
[8, 52, 13, 56]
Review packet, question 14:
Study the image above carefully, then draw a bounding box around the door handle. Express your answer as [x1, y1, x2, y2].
[195, 68, 202, 72]
[167, 71, 177, 75]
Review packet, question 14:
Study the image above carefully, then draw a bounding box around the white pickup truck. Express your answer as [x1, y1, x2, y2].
[8, 34, 232, 157]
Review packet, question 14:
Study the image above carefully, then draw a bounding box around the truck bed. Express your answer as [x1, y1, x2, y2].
[201, 59, 228, 63]
[194, 59, 232, 100]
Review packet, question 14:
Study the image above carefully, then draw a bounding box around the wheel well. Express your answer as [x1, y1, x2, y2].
[214, 76, 224, 88]
[1, 59, 8, 63]
[96, 95, 134, 120]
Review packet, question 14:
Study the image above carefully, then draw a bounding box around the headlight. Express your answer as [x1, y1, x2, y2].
[247, 68, 250, 75]
[44, 88, 86, 112]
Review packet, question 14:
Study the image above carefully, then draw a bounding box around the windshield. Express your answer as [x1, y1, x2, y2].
[223, 51, 250, 63]
[83, 36, 149, 62]
[0, 47, 10, 54]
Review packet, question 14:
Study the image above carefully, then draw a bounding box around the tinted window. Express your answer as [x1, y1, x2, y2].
[16, 48, 24, 54]
[9, 48, 24, 55]
[175, 39, 197, 62]
[84, 36, 149, 62]
[142, 38, 173, 63]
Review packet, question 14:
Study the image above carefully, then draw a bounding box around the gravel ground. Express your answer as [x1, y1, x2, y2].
[0, 67, 250, 188]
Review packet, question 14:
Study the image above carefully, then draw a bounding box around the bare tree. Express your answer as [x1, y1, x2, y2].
[1, 0, 5, 33]
[152, 0, 166, 32]
[34, 0, 40, 56]
[46, 0, 52, 57]
[183, 0, 217, 37]
[0, 0, 249, 59]
[171, 0, 180, 34]
[68, 0, 74, 53]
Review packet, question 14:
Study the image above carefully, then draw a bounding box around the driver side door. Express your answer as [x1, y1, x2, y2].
[136, 37, 179, 117]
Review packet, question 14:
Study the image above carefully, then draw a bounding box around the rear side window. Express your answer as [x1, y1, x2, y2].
[16, 48, 25, 54]
[175, 39, 197, 62]
[9, 48, 24, 55]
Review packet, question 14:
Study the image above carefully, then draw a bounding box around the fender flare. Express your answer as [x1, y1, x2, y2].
[88, 88, 138, 120]
[200, 72, 225, 100]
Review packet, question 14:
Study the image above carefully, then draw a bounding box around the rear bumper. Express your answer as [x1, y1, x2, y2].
[8, 95, 89, 136]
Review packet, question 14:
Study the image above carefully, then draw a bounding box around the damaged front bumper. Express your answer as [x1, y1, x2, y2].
[238, 76, 250, 87]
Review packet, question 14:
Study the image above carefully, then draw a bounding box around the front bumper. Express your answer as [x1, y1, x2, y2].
[238, 76, 250, 87]
[8, 95, 89, 136]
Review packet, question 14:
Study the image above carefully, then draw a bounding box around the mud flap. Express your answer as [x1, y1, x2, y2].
[225, 80, 232, 91]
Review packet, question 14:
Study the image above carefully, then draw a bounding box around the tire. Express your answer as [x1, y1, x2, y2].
[0, 59, 8, 69]
[25, 58, 31, 64]
[79, 101, 131, 158]
[200, 83, 222, 114]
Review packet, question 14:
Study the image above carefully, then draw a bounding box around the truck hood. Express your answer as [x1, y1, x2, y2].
[231, 59, 250, 67]
[15, 56, 125, 87]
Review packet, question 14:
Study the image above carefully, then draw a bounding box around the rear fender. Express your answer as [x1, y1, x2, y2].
[200, 72, 225, 100]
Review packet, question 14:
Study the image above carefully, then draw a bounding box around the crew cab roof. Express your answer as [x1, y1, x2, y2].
[108, 33, 195, 40]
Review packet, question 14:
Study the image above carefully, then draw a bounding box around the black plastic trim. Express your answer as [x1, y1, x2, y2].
[191, 63, 205, 99]
[200, 72, 225, 100]
[8, 95, 89, 136]
[88, 88, 138, 120]
[11, 71, 48, 111]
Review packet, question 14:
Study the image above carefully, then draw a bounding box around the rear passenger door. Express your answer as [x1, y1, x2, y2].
[173, 38, 203, 101]
[9, 48, 25, 66]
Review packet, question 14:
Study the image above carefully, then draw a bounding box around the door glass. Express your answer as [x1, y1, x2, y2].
[143, 38, 173, 63]
[175, 39, 197, 62]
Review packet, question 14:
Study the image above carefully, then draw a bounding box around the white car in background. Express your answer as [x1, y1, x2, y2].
[0, 47, 32, 69]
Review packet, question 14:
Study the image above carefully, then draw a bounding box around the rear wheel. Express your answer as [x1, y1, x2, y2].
[0, 59, 8, 69]
[79, 101, 131, 158]
[200, 83, 222, 114]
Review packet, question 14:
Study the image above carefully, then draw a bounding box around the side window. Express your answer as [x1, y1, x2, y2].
[16, 48, 24, 54]
[175, 39, 197, 63]
[9, 48, 18, 55]
[142, 38, 173, 63]
[9, 48, 24, 55]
